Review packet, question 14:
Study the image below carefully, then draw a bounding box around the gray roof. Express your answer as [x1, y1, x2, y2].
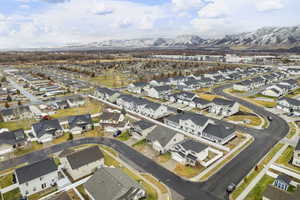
[296, 139, 300, 151]
[84, 167, 142, 200]
[212, 98, 235, 107]
[68, 114, 92, 129]
[146, 126, 180, 148]
[178, 139, 208, 153]
[100, 112, 122, 121]
[132, 120, 156, 130]
[192, 97, 210, 105]
[277, 174, 292, 185]
[66, 146, 104, 170]
[165, 113, 210, 127]
[278, 97, 300, 106]
[203, 124, 236, 139]
[32, 119, 62, 138]
[153, 85, 172, 92]
[15, 158, 57, 184]
[0, 129, 27, 146]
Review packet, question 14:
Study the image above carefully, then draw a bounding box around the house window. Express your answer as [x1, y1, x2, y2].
[41, 183, 47, 189]
[26, 182, 28, 186]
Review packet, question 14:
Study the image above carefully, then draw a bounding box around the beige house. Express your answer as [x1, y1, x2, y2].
[60, 146, 104, 180]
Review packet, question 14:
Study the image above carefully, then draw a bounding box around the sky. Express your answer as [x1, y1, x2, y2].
[0, 0, 299, 48]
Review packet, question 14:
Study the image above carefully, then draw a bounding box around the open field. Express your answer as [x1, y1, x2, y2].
[87, 70, 133, 88]
[0, 119, 37, 131]
[51, 100, 103, 118]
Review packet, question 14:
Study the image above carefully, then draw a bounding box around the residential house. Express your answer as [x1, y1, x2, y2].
[55, 100, 70, 109]
[15, 158, 59, 197]
[84, 167, 146, 200]
[146, 126, 184, 154]
[0, 108, 16, 122]
[164, 113, 213, 136]
[233, 80, 253, 91]
[273, 175, 291, 191]
[191, 97, 211, 109]
[209, 98, 240, 117]
[145, 85, 172, 99]
[31, 119, 64, 143]
[94, 87, 119, 102]
[127, 82, 148, 94]
[99, 112, 124, 125]
[171, 139, 209, 166]
[292, 139, 300, 167]
[277, 97, 300, 115]
[130, 120, 157, 139]
[0, 129, 27, 155]
[67, 95, 85, 108]
[60, 146, 104, 180]
[202, 123, 237, 144]
[68, 114, 93, 135]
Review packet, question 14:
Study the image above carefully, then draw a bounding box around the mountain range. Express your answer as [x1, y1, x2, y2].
[65, 25, 300, 50]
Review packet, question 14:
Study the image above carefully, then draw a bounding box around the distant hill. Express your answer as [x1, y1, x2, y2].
[60, 25, 300, 50]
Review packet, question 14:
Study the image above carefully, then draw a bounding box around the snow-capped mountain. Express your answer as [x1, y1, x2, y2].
[64, 25, 300, 49]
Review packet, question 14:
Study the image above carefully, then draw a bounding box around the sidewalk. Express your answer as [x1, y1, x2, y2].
[236, 143, 288, 200]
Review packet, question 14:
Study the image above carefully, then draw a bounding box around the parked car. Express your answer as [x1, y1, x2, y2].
[113, 130, 122, 137]
[226, 183, 236, 193]
[267, 116, 273, 121]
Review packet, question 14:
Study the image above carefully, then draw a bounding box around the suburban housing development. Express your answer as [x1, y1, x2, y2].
[1, 50, 300, 200]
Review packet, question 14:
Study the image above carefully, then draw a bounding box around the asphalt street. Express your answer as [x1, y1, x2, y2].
[0, 83, 289, 200]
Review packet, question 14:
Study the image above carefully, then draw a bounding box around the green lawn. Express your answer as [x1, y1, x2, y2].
[156, 152, 171, 163]
[286, 122, 297, 139]
[14, 142, 43, 157]
[0, 173, 14, 189]
[226, 115, 262, 127]
[174, 164, 205, 178]
[2, 188, 21, 200]
[0, 119, 36, 130]
[245, 175, 274, 200]
[117, 130, 131, 141]
[276, 146, 300, 172]
[231, 143, 284, 199]
[76, 185, 90, 200]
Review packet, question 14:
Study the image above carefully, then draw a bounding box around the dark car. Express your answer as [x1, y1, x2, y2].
[226, 183, 236, 193]
[267, 116, 273, 121]
[113, 130, 122, 137]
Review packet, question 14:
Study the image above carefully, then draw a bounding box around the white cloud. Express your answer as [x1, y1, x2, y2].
[198, 0, 229, 18]
[255, 0, 284, 12]
[171, 0, 205, 11]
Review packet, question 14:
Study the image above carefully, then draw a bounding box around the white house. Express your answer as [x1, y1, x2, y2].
[146, 126, 184, 154]
[127, 82, 148, 94]
[15, 158, 59, 197]
[171, 139, 209, 166]
[31, 119, 64, 143]
[145, 85, 172, 99]
[0, 129, 27, 156]
[60, 146, 104, 180]
[277, 97, 300, 115]
[202, 123, 237, 144]
[209, 98, 240, 117]
[130, 120, 157, 139]
[68, 114, 93, 135]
